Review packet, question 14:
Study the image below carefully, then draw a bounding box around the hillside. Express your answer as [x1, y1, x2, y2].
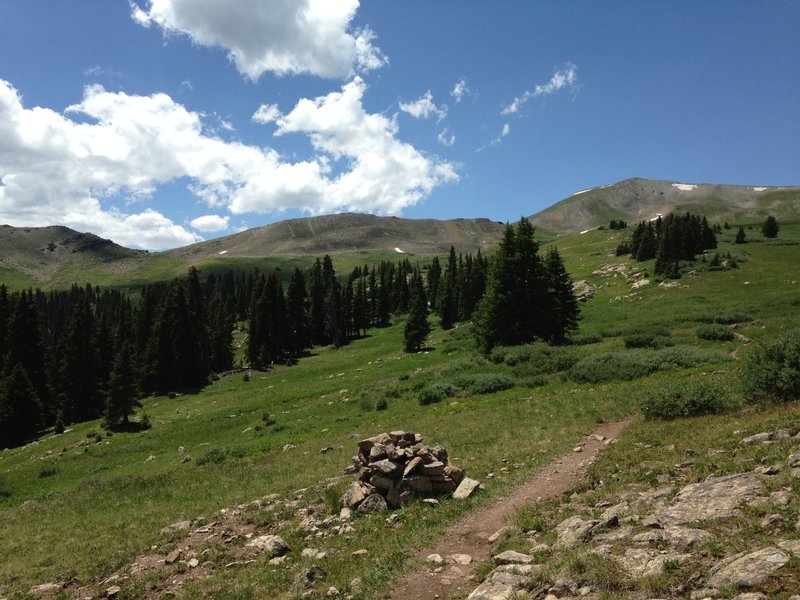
[164, 213, 505, 261]
[0, 225, 144, 287]
[529, 177, 800, 233]
[2, 222, 800, 598]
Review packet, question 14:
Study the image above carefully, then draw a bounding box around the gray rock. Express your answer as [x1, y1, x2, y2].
[29, 583, 64, 596]
[656, 473, 763, 525]
[160, 520, 192, 535]
[632, 525, 713, 551]
[600, 502, 628, 524]
[370, 459, 403, 477]
[555, 516, 600, 548]
[616, 548, 691, 578]
[340, 482, 368, 508]
[787, 451, 800, 468]
[467, 568, 529, 600]
[453, 477, 481, 499]
[707, 546, 789, 588]
[299, 565, 326, 587]
[488, 525, 521, 543]
[731, 594, 767, 600]
[449, 553, 473, 565]
[493, 550, 532, 565]
[357, 492, 388, 514]
[594, 525, 634, 543]
[770, 488, 792, 506]
[245, 534, 290, 557]
[740, 432, 772, 445]
[777, 539, 800, 556]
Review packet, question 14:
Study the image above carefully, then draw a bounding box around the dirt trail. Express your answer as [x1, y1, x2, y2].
[386, 417, 634, 600]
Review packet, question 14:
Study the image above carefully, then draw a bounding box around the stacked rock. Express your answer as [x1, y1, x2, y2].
[340, 431, 466, 512]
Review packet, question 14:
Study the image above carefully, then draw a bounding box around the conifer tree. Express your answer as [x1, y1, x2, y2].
[0, 362, 42, 448]
[762, 215, 779, 238]
[735, 225, 747, 244]
[104, 342, 140, 428]
[286, 268, 310, 355]
[438, 247, 458, 330]
[404, 270, 430, 352]
[545, 247, 580, 344]
[426, 256, 441, 312]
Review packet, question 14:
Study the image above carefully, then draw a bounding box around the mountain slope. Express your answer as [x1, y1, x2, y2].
[164, 213, 505, 261]
[0, 225, 144, 286]
[529, 177, 800, 233]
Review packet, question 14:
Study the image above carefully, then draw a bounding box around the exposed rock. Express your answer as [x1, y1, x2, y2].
[245, 534, 290, 558]
[555, 516, 600, 548]
[707, 547, 789, 588]
[655, 473, 763, 524]
[299, 565, 326, 587]
[760, 513, 785, 529]
[449, 553, 473, 565]
[357, 493, 388, 514]
[616, 547, 691, 578]
[29, 582, 64, 596]
[787, 451, 800, 468]
[740, 432, 772, 445]
[770, 488, 793, 506]
[731, 594, 767, 600]
[164, 549, 183, 565]
[426, 553, 445, 565]
[340, 482, 369, 509]
[467, 568, 530, 600]
[488, 525, 521, 543]
[777, 539, 800, 556]
[453, 477, 482, 500]
[493, 550, 532, 565]
[632, 525, 713, 551]
[160, 520, 192, 535]
[105, 585, 122, 598]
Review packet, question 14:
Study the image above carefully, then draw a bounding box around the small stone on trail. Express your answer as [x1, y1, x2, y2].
[453, 477, 481, 500]
[488, 525, 521, 543]
[105, 585, 121, 598]
[164, 549, 182, 564]
[494, 550, 533, 565]
[448, 553, 472, 565]
[426, 553, 445, 565]
[573, 446, 583, 452]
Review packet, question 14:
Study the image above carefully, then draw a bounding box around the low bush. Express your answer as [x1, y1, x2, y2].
[196, 446, 246, 466]
[696, 312, 752, 325]
[569, 333, 603, 346]
[696, 324, 735, 341]
[38, 466, 57, 478]
[624, 333, 672, 349]
[453, 373, 515, 395]
[740, 328, 800, 403]
[418, 381, 458, 405]
[640, 379, 731, 420]
[569, 346, 731, 384]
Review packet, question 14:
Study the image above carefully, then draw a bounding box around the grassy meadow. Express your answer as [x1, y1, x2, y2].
[1, 221, 799, 598]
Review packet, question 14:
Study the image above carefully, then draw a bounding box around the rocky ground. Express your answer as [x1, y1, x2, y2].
[464, 426, 800, 600]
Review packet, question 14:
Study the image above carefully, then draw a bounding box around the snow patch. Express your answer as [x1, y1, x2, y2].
[672, 183, 698, 191]
[580, 229, 592, 235]
[394, 247, 405, 253]
[752, 187, 768, 192]
[573, 189, 590, 196]
[218, 250, 228, 255]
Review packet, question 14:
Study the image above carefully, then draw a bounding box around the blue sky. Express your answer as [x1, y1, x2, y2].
[0, 1, 798, 250]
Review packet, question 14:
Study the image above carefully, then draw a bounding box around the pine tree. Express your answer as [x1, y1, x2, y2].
[735, 226, 747, 244]
[544, 247, 580, 344]
[286, 268, 310, 355]
[0, 362, 42, 448]
[104, 342, 140, 429]
[762, 215, 779, 238]
[404, 271, 430, 352]
[438, 247, 458, 330]
[426, 256, 441, 312]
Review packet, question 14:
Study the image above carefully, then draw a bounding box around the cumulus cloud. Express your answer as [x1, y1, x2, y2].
[398, 90, 447, 121]
[252, 103, 282, 124]
[130, 0, 387, 80]
[190, 214, 230, 232]
[451, 77, 471, 103]
[0, 78, 456, 249]
[501, 62, 579, 115]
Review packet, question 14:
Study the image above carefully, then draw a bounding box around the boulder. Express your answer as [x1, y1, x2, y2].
[655, 473, 763, 525]
[357, 492, 388, 514]
[707, 547, 789, 588]
[245, 534, 290, 558]
[453, 477, 481, 500]
[555, 516, 600, 548]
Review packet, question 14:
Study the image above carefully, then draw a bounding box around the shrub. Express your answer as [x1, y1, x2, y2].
[375, 397, 388, 411]
[640, 379, 731, 420]
[38, 466, 57, 478]
[624, 333, 671, 349]
[569, 333, 603, 346]
[453, 373, 515, 395]
[196, 446, 246, 466]
[0, 475, 11, 498]
[569, 346, 731, 384]
[419, 382, 458, 405]
[696, 324, 735, 341]
[741, 328, 800, 403]
[697, 312, 752, 325]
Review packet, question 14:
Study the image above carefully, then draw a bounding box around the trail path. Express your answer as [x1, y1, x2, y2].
[386, 417, 634, 600]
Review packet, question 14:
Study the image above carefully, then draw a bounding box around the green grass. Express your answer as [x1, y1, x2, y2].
[2, 222, 800, 598]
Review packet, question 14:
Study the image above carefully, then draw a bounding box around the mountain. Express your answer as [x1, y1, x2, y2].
[528, 178, 800, 233]
[163, 213, 505, 261]
[0, 225, 144, 286]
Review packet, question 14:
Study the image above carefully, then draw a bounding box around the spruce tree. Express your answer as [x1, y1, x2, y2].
[545, 247, 580, 344]
[404, 271, 430, 352]
[286, 268, 310, 355]
[426, 256, 441, 312]
[762, 215, 779, 238]
[104, 342, 140, 429]
[438, 247, 458, 330]
[0, 362, 42, 448]
[735, 226, 747, 244]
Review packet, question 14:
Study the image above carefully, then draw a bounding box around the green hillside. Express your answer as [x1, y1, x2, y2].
[2, 221, 799, 598]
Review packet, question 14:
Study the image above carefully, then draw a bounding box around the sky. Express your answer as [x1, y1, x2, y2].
[0, 1, 798, 251]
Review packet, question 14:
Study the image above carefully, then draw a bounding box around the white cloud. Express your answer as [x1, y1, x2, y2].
[398, 90, 447, 121]
[501, 62, 579, 115]
[437, 128, 455, 146]
[451, 77, 471, 103]
[190, 214, 230, 232]
[252, 103, 282, 124]
[0, 78, 456, 249]
[130, 0, 387, 80]
[491, 123, 510, 146]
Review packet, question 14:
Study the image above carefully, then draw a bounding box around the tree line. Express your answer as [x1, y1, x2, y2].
[0, 220, 579, 448]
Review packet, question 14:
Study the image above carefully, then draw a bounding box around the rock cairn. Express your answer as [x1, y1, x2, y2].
[340, 431, 472, 512]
